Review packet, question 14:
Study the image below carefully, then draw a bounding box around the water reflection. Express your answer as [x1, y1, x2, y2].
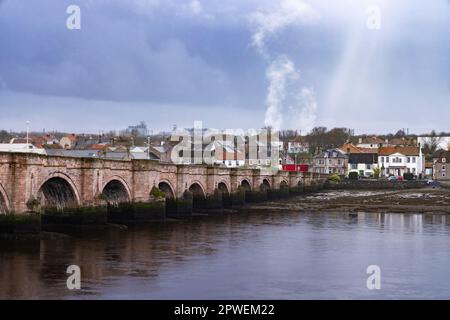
[1, 211, 450, 299]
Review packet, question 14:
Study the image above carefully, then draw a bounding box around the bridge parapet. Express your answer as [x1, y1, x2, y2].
[0, 152, 327, 214]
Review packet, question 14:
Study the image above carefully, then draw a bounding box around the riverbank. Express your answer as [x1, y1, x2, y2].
[2, 183, 448, 240]
[245, 187, 450, 214]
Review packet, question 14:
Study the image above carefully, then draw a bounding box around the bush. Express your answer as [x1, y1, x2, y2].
[403, 172, 414, 181]
[26, 197, 40, 212]
[328, 174, 341, 183]
[150, 186, 165, 199]
[348, 172, 359, 180]
[373, 167, 381, 179]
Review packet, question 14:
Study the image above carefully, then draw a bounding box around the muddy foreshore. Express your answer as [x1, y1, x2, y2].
[245, 187, 450, 215]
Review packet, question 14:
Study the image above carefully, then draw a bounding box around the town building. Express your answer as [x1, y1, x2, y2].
[356, 137, 387, 149]
[60, 134, 77, 149]
[125, 121, 148, 137]
[432, 150, 450, 181]
[313, 148, 348, 175]
[340, 143, 378, 177]
[204, 140, 245, 168]
[0, 143, 47, 155]
[286, 137, 309, 154]
[378, 146, 425, 178]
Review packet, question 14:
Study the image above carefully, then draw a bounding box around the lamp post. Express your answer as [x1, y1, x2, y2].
[147, 136, 151, 160]
[26, 121, 30, 145]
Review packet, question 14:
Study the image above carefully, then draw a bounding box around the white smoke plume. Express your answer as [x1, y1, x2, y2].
[264, 56, 317, 132]
[286, 87, 317, 133]
[264, 56, 298, 131]
[250, 0, 318, 57]
[251, 0, 319, 132]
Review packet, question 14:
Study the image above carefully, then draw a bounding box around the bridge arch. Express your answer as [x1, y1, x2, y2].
[102, 177, 131, 204]
[188, 181, 206, 198]
[217, 181, 230, 195]
[0, 183, 10, 214]
[280, 180, 288, 188]
[158, 180, 175, 199]
[37, 173, 81, 209]
[240, 179, 252, 191]
[189, 182, 207, 211]
[261, 178, 271, 190]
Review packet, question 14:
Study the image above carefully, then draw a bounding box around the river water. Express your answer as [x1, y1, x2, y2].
[1, 197, 450, 299]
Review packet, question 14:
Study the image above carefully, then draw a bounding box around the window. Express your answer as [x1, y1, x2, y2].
[443, 165, 447, 171]
[407, 157, 410, 163]
[328, 159, 332, 164]
[443, 158, 447, 163]
[366, 164, 371, 170]
[351, 164, 357, 169]
[386, 157, 389, 163]
[338, 160, 342, 165]
[381, 157, 384, 163]
[266, 159, 271, 165]
[412, 168, 416, 173]
[412, 157, 416, 163]
[249, 159, 254, 165]
[443, 172, 446, 177]
[228, 161, 232, 166]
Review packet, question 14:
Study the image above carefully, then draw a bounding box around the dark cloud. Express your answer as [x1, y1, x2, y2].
[0, 0, 263, 107]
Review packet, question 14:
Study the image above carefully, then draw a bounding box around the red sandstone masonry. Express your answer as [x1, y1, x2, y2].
[0, 152, 328, 214]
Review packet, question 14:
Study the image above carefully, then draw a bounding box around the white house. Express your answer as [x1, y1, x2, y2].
[378, 146, 425, 178]
[0, 143, 47, 155]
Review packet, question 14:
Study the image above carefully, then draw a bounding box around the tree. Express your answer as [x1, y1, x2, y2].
[395, 129, 406, 137]
[373, 166, 381, 179]
[422, 134, 443, 158]
[305, 127, 352, 155]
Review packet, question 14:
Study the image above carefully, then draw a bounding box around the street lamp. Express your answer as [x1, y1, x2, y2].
[26, 121, 30, 145]
[147, 136, 151, 160]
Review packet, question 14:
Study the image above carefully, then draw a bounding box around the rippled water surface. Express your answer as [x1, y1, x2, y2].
[1, 207, 450, 299]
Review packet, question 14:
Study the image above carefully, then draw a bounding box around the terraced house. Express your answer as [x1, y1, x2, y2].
[313, 148, 348, 175]
[433, 150, 450, 181]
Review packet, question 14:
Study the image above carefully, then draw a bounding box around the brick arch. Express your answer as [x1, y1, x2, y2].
[0, 182, 10, 214]
[158, 180, 176, 199]
[188, 181, 206, 197]
[239, 178, 252, 191]
[280, 180, 288, 188]
[36, 172, 81, 205]
[217, 180, 230, 194]
[261, 178, 271, 189]
[102, 176, 132, 201]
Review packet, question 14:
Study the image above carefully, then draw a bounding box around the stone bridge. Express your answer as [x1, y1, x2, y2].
[0, 152, 328, 214]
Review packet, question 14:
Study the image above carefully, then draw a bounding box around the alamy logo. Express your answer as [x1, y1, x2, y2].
[66, 5, 81, 30]
[366, 265, 381, 290]
[66, 265, 81, 290]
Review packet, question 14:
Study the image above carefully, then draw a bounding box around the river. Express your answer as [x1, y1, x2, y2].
[1, 192, 450, 299]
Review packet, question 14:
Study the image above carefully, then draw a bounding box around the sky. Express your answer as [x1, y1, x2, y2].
[0, 0, 450, 135]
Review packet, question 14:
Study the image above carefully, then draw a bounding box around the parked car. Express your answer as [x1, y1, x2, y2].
[427, 180, 438, 188]
[388, 176, 397, 181]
